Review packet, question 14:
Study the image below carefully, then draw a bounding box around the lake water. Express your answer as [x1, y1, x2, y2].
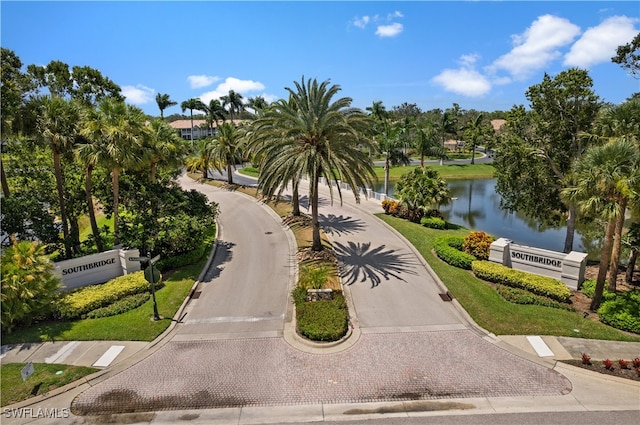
[376, 179, 596, 256]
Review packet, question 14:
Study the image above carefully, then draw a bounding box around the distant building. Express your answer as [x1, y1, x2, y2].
[168, 119, 243, 140]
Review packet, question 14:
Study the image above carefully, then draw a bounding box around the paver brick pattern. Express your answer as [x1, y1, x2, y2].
[71, 330, 571, 415]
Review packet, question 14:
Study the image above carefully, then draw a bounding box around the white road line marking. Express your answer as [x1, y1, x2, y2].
[184, 314, 284, 325]
[526, 335, 555, 357]
[45, 341, 81, 364]
[93, 345, 125, 367]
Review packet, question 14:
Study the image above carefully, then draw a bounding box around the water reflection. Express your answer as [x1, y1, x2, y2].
[375, 179, 599, 257]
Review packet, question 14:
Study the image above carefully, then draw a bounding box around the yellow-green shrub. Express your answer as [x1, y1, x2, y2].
[55, 272, 157, 320]
[471, 260, 571, 303]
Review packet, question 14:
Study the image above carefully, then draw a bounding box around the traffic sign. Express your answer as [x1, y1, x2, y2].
[21, 362, 34, 382]
[144, 266, 161, 284]
[150, 254, 161, 264]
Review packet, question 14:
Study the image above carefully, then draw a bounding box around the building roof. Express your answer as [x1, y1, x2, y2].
[168, 119, 243, 129]
[490, 119, 506, 131]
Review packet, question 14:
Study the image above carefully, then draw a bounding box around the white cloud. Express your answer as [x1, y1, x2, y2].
[489, 14, 580, 79]
[198, 77, 266, 104]
[376, 22, 403, 38]
[353, 15, 370, 29]
[432, 68, 492, 97]
[122, 84, 154, 104]
[187, 75, 220, 89]
[389, 11, 403, 19]
[564, 15, 639, 68]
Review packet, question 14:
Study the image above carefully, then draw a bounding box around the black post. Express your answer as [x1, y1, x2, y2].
[148, 251, 160, 321]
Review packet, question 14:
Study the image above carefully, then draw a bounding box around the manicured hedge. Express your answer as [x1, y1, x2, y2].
[421, 216, 446, 230]
[433, 235, 476, 270]
[85, 292, 150, 319]
[598, 290, 640, 334]
[296, 291, 348, 342]
[471, 260, 571, 303]
[496, 285, 574, 311]
[55, 272, 160, 320]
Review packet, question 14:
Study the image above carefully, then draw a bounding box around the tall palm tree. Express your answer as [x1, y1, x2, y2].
[366, 100, 388, 121]
[377, 119, 410, 196]
[36, 95, 80, 258]
[247, 96, 268, 117]
[562, 138, 640, 310]
[438, 111, 457, 166]
[145, 118, 185, 182]
[204, 99, 227, 134]
[184, 138, 215, 180]
[155, 93, 177, 119]
[208, 122, 245, 184]
[221, 90, 244, 122]
[75, 129, 105, 253]
[250, 77, 376, 251]
[180, 98, 207, 145]
[414, 119, 442, 167]
[81, 98, 147, 246]
[462, 113, 491, 165]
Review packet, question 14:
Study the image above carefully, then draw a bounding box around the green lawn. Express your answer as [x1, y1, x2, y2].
[1, 363, 98, 407]
[78, 213, 114, 241]
[373, 163, 495, 180]
[376, 213, 640, 342]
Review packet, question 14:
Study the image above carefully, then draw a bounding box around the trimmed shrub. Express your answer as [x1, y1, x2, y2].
[462, 231, 494, 260]
[597, 290, 640, 334]
[496, 285, 575, 311]
[433, 235, 476, 270]
[471, 260, 571, 303]
[381, 199, 400, 215]
[296, 292, 348, 342]
[299, 264, 332, 290]
[580, 279, 597, 298]
[55, 272, 160, 320]
[156, 243, 207, 272]
[86, 292, 150, 319]
[421, 216, 446, 230]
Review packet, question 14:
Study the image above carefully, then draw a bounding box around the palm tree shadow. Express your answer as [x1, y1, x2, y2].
[333, 241, 418, 288]
[202, 240, 235, 281]
[320, 214, 366, 236]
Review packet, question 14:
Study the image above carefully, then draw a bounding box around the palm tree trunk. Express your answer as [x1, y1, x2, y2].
[1, 158, 10, 197]
[626, 249, 638, 284]
[226, 162, 234, 184]
[190, 111, 194, 146]
[150, 159, 158, 183]
[607, 199, 627, 291]
[85, 164, 104, 252]
[53, 150, 72, 258]
[69, 216, 81, 255]
[384, 154, 390, 196]
[470, 142, 476, 165]
[420, 154, 424, 167]
[563, 204, 577, 253]
[292, 178, 300, 216]
[591, 218, 616, 311]
[112, 167, 120, 246]
[311, 175, 322, 251]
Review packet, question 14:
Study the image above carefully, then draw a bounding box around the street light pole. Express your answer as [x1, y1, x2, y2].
[146, 251, 160, 321]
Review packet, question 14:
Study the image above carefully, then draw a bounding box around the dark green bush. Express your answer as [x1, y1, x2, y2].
[86, 292, 150, 319]
[291, 285, 308, 305]
[296, 292, 348, 342]
[472, 260, 571, 302]
[433, 235, 475, 269]
[420, 216, 446, 230]
[156, 243, 207, 272]
[496, 285, 575, 311]
[598, 290, 640, 334]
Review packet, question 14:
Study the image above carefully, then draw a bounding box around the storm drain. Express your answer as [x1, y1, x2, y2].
[439, 292, 453, 302]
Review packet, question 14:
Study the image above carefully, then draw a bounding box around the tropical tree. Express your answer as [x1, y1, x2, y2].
[562, 138, 640, 310]
[437, 110, 457, 165]
[366, 100, 388, 121]
[80, 98, 148, 246]
[209, 122, 245, 184]
[612, 32, 640, 78]
[75, 134, 106, 253]
[377, 119, 410, 196]
[184, 138, 215, 180]
[250, 77, 376, 251]
[204, 99, 226, 133]
[144, 118, 185, 182]
[462, 113, 492, 164]
[495, 68, 601, 253]
[180, 98, 207, 145]
[395, 166, 451, 212]
[35, 95, 80, 258]
[1, 237, 60, 334]
[155, 93, 177, 119]
[247, 96, 268, 117]
[221, 90, 244, 121]
[414, 118, 443, 167]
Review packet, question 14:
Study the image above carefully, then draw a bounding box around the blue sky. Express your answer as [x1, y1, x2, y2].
[2, 1, 639, 116]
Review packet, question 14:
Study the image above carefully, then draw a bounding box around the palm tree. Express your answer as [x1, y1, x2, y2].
[81, 98, 147, 246]
[75, 132, 105, 253]
[562, 138, 640, 310]
[155, 93, 177, 119]
[204, 99, 227, 134]
[36, 95, 80, 258]
[462, 113, 491, 165]
[414, 119, 442, 167]
[395, 166, 451, 212]
[366, 100, 388, 121]
[377, 119, 410, 196]
[247, 96, 268, 117]
[221, 90, 244, 122]
[145, 118, 185, 182]
[209, 122, 245, 184]
[184, 138, 214, 180]
[250, 77, 376, 251]
[180, 98, 207, 145]
[438, 111, 457, 165]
